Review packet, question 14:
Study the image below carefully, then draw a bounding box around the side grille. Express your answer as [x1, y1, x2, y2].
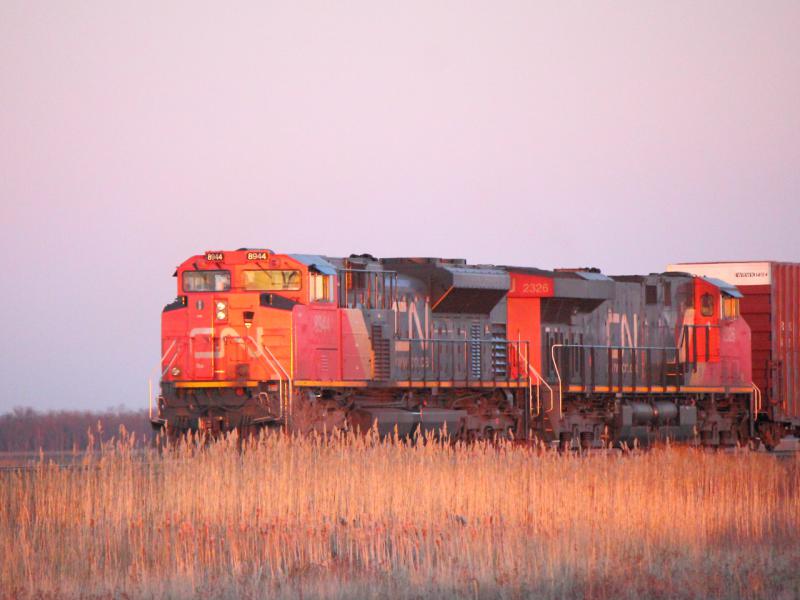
[470, 323, 482, 380]
[319, 353, 330, 378]
[490, 323, 508, 378]
[371, 325, 391, 380]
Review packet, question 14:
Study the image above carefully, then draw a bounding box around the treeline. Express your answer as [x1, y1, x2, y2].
[0, 407, 153, 452]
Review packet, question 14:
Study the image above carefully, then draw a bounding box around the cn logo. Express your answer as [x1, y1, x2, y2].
[189, 327, 249, 358]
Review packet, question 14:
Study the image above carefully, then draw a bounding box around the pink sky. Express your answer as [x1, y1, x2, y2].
[1, 1, 798, 411]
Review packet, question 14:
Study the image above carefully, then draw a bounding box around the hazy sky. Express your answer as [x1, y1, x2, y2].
[1, 1, 798, 412]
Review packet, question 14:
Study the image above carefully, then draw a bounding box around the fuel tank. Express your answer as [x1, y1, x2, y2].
[616, 401, 696, 445]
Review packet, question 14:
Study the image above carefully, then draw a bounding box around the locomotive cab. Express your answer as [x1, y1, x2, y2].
[156, 249, 317, 435]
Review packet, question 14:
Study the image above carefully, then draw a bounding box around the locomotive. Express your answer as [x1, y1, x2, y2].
[153, 249, 799, 449]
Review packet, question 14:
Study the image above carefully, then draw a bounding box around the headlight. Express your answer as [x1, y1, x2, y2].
[171, 367, 181, 377]
[215, 300, 227, 321]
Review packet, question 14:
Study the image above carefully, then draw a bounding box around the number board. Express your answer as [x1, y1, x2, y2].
[205, 252, 224, 261]
[508, 273, 554, 298]
[247, 251, 269, 261]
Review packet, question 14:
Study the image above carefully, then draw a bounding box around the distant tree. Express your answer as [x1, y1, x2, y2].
[0, 407, 153, 452]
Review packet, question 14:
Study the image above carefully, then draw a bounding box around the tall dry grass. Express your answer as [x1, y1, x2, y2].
[1, 431, 799, 599]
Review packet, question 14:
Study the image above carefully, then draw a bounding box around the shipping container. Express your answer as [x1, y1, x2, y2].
[667, 262, 800, 424]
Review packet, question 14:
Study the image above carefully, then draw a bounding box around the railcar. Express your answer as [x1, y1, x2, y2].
[153, 249, 792, 449]
[668, 261, 800, 448]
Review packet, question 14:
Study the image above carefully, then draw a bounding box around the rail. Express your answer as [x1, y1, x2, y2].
[513, 343, 553, 416]
[550, 344, 565, 421]
[752, 382, 762, 415]
[548, 343, 684, 393]
[678, 324, 720, 371]
[395, 338, 531, 387]
[751, 382, 762, 438]
[337, 269, 399, 310]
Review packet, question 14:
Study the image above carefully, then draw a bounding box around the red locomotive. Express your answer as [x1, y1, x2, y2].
[153, 250, 799, 449]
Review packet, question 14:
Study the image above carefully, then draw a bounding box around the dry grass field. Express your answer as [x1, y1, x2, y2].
[1, 431, 799, 599]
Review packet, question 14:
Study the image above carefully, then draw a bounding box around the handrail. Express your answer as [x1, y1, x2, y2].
[752, 382, 762, 414]
[243, 336, 282, 395]
[245, 336, 293, 425]
[549, 342, 683, 391]
[207, 332, 289, 421]
[513, 343, 553, 416]
[149, 335, 295, 424]
[515, 337, 535, 418]
[256, 339, 291, 380]
[396, 337, 528, 385]
[337, 268, 399, 310]
[530, 363, 554, 414]
[677, 322, 720, 345]
[750, 381, 762, 426]
[395, 336, 519, 343]
[512, 340, 536, 418]
[751, 382, 762, 438]
[204, 334, 289, 422]
[550, 344, 565, 420]
[677, 324, 722, 369]
[551, 343, 679, 351]
[240, 336, 281, 378]
[148, 379, 155, 421]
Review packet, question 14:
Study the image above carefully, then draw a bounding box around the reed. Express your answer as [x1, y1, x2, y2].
[1, 430, 798, 599]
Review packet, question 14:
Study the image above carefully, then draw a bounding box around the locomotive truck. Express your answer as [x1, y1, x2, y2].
[153, 250, 800, 449]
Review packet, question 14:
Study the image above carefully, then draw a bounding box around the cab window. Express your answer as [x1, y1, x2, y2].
[700, 293, 715, 317]
[722, 297, 740, 319]
[243, 270, 301, 291]
[183, 270, 230, 292]
[310, 273, 333, 302]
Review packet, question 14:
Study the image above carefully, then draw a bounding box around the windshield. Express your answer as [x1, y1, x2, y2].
[243, 270, 301, 291]
[183, 270, 231, 292]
